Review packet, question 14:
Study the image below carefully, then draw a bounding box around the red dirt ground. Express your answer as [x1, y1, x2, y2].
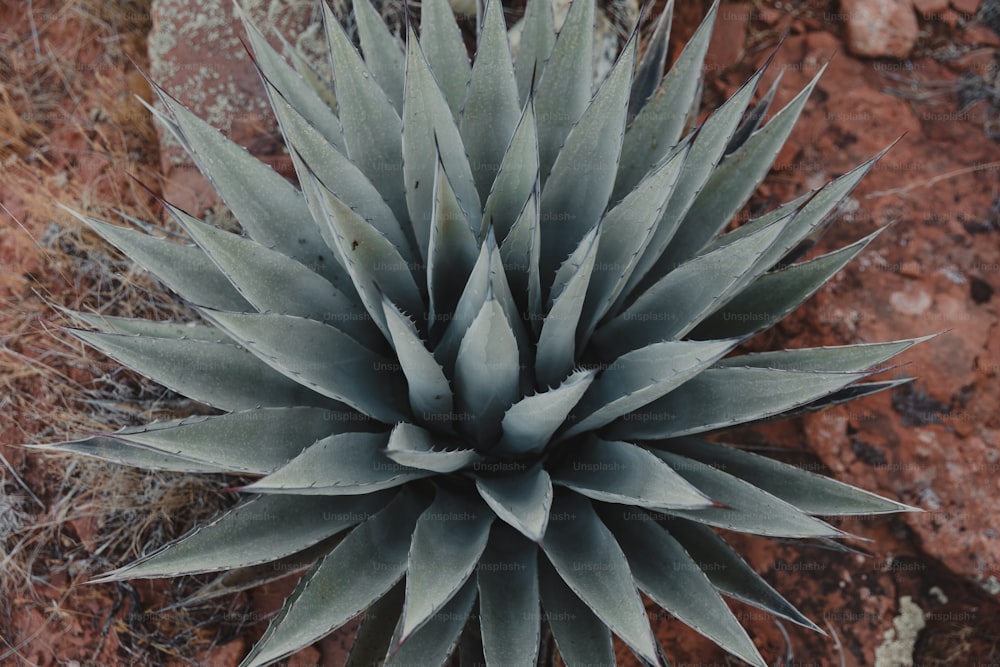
[3, 1, 1000, 665]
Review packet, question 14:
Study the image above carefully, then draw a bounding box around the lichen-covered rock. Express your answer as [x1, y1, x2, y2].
[841, 0, 919, 58]
[148, 0, 319, 214]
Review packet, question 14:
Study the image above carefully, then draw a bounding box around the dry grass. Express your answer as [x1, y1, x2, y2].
[0, 1, 253, 663]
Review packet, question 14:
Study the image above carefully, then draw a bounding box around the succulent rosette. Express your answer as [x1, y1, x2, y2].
[44, 0, 920, 665]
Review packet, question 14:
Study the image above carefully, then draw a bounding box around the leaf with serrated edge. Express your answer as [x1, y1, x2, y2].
[403, 27, 481, 262]
[312, 177, 424, 340]
[602, 507, 766, 667]
[677, 66, 825, 258]
[35, 436, 228, 473]
[240, 8, 345, 152]
[387, 576, 477, 666]
[652, 451, 843, 537]
[63, 210, 248, 312]
[482, 95, 539, 243]
[434, 233, 493, 372]
[102, 407, 360, 474]
[323, 2, 409, 228]
[476, 464, 552, 542]
[694, 228, 885, 338]
[203, 309, 408, 423]
[538, 555, 614, 666]
[500, 189, 543, 330]
[63, 311, 222, 341]
[167, 204, 377, 346]
[781, 378, 914, 421]
[353, 0, 405, 111]
[399, 489, 493, 641]
[462, 0, 521, 202]
[514, 0, 555, 103]
[454, 296, 521, 444]
[539, 34, 634, 279]
[240, 490, 425, 667]
[659, 437, 918, 515]
[540, 492, 658, 664]
[478, 525, 540, 667]
[282, 36, 338, 113]
[418, 0, 471, 116]
[94, 493, 391, 581]
[565, 338, 736, 439]
[706, 146, 891, 272]
[577, 145, 687, 343]
[551, 438, 713, 511]
[536, 225, 599, 388]
[382, 298, 455, 421]
[534, 0, 595, 180]
[428, 155, 479, 328]
[345, 583, 405, 667]
[385, 423, 481, 473]
[715, 337, 925, 373]
[153, 87, 337, 284]
[628, 2, 672, 122]
[625, 61, 766, 295]
[663, 517, 822, 631]
[726, 69, 781, 155]
[69, 328, 335, 412]
[497, 368, 595, 457]
[176, 538, 338, 608]
[266, 76, 417, 266]
[243, 431, 431, 495]
[595, 219, 785, 359]
[615, 1, 717, 198]
[608, 366, 870, 440]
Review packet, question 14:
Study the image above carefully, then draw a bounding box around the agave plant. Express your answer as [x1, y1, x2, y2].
[43, 0, 922, 664]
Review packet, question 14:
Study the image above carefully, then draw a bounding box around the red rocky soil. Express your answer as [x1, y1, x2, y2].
[3, 0, 1000, 665]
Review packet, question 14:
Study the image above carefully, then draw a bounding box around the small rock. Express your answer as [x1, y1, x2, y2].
[951, 0, 982, 15]
[929, 585, 948, 603]
[966, 24, 1000, 46]
[970, 276, 994, 303]
[197, 638, 246, 667]
[841, 0, 919, 58]
[890, 288, 933, 315]
[899, 260, 924, 279]
[913, 0, 949, 15]
[946, 49, 996, 76]
[874, 596, 926, 667]
[68, 513, 100, 553]
[758, 6, 785, 25]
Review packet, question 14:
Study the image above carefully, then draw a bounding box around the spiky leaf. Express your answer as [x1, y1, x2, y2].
[241, 490, 425, 667]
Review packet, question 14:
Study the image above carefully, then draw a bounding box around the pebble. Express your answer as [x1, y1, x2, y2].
[841, 0, 919, 58]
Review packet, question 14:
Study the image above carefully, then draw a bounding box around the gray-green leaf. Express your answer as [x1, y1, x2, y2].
[202, 309, 409, 423]
[382, 298, 455, 422]
[244, 431, 431, 495]
[551, 438, 714, 511]
[540, 492, 658, 664]
[93, 493, 390, 580]
[497, 368, 596, 457]
[240, 490, 425, 667]
[385, 423, 481, 473]
[399, 489, 493, 640]
[478, 525, 541, 667]
[607, 366, 869, 440]
[564, 338, 738, 438]
[601, 506, 766, 667]
[475, 464, 552, 542]
[652, 450, 843, 537]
